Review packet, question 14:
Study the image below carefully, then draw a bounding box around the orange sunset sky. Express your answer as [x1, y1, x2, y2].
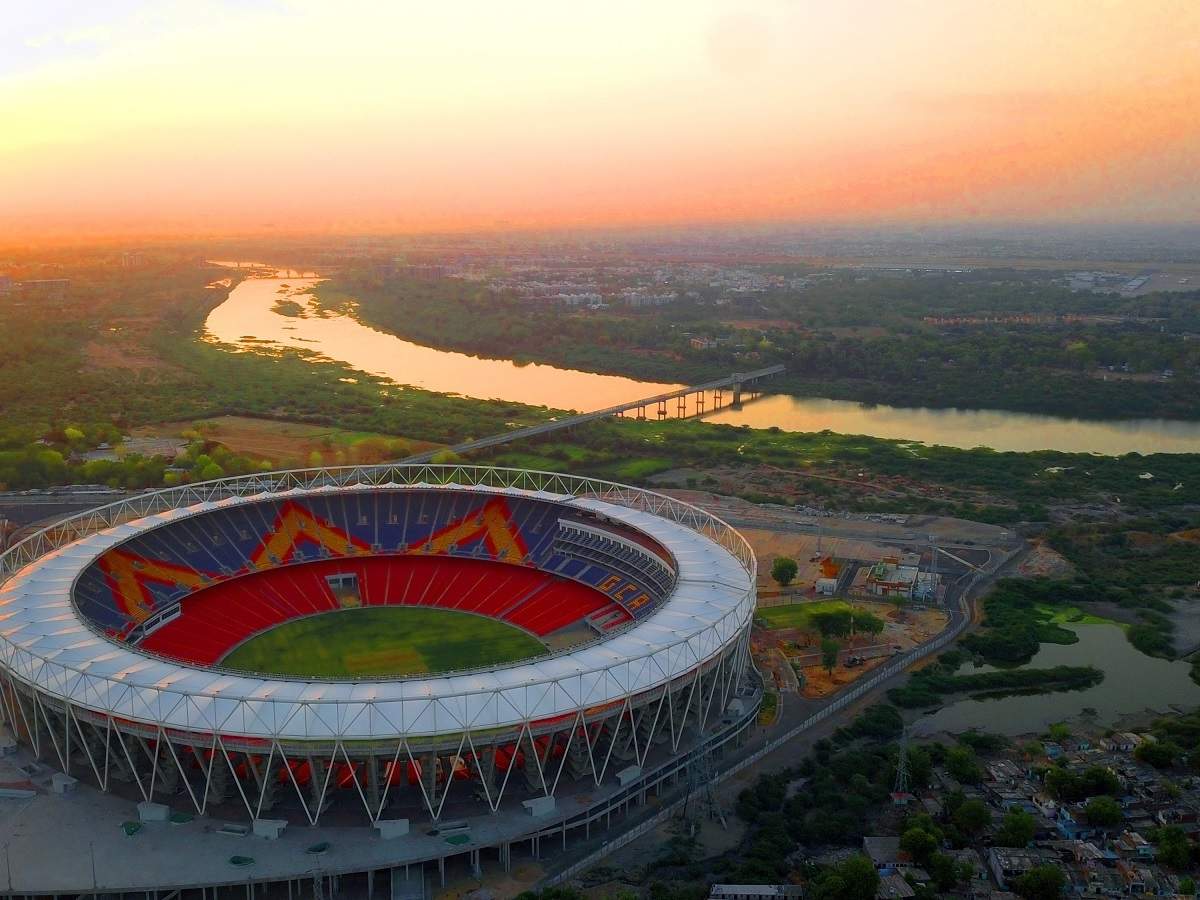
[2, 0, 1199, 238]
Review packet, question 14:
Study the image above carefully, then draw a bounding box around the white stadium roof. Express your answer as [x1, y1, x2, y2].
[0, 484, 752, 741]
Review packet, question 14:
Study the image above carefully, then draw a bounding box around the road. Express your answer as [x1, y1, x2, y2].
[539, 537, 1019, 887]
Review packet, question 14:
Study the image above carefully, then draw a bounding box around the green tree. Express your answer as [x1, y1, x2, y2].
[996, 808, 1037, 848]
[851, 610, 885, 635]
[1013, 865, 1065, 900]
[197, 461, 225, 481]
[1135, 739, 1181, 769]
[1045, 722, 1071, 742]
[810, 855, 879, 900]
[771, 556, 798, 587]
[953, 798, 992, 836]
[1083, 795, 1123, 829]
[926, 851, 960, 890]
[1157, 825, 1192, 870]
[899, 826, 938, 865]
[945, 746, 983, 784]
[821, 638, 841, 675]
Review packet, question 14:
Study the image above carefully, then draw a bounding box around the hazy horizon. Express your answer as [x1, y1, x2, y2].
[3, 0, 1199, 240]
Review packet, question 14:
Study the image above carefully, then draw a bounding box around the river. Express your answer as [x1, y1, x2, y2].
[204, 267, 1200, 454]
[204, 271, 682, 411]
[912, 625, 1200, 737]
[704, 394, 1200, 455]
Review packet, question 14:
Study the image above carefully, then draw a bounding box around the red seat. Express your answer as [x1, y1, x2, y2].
[135, 554, 617, 664]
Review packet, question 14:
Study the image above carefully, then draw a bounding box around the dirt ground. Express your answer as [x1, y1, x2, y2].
[434, 862, 545, 900]
[1016, 539, 1074, 578]
[753, 599, 947, 700]
[737, 526, 896, 593]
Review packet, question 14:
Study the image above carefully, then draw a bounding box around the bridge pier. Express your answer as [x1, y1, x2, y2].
[731, 381, 743, 409]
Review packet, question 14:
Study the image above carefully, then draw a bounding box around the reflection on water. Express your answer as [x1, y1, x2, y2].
[705, 394, 1200, 455]
[913, 625, 1200, 737]
[204, 274, 682, 411]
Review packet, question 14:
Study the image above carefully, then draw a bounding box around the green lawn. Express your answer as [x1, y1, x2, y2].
[219, 607, 547, 678]
[1034, 603, 1119, 627]
[756, 599, 857, 630]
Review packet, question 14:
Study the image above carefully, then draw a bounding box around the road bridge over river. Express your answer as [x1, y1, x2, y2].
[398, 365, 785, 464]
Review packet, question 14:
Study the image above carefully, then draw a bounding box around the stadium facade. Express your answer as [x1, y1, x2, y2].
[0, 466, 760, 895]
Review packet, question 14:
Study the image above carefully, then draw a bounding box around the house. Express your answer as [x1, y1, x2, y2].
[987, 847, 1058, 888]
[1112, 830, 1154, 860]
[863, 835, 906, 869]
[875, 874, 915, 899]
[709, 886, 804, 900]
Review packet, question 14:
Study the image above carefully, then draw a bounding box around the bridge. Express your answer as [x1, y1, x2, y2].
[399, 365, 785, 464]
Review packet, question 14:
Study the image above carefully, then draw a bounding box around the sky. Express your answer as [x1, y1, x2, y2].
[2, 0, 1198, 238]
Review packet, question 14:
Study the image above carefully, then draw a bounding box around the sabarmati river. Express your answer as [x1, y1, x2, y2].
[204, 265, 1200, 454]
[204, 267, 682, 411]
[704, 394, 1200, 455]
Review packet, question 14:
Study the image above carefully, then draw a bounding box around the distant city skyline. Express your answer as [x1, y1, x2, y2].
[2, 0, 1198, 239]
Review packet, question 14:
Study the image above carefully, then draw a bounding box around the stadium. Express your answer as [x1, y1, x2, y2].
[0, 465, 760, 896]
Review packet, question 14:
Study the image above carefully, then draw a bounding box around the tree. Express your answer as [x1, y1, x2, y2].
[821, 638, 841, 675]
[810, 855, 879, 900]
[1045, 722, 1071, 742]
[813, 609, 854, 637]
[1157, 825, 1192, 870]
[900, 826, 938, 865]
[852, 610, 885, 636]
[952, 798, 992, 836]
[197, 461, 225, 481]
[996, 808, 1037, 848]
[771, 556, 798, 587]
[1013, 864, 1065, 900]
[1083, 795, 1123, 829]
[926, 851, 960, 890]
[945, 746, 983, 784]
[1135, 739, 1181, 769]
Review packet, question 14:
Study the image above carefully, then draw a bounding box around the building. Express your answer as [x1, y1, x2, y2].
[860, 555, 940, 602]
[0, 466, 760, 895]
[623, 291, 676, 308]
[987, 847, 1059, 887]
[864, 558, 919, 599]
[0, 274, 12, 294]
[14, 278, 70, 301]
[121, 250, 147, 268]
[710, 886, 804, 900]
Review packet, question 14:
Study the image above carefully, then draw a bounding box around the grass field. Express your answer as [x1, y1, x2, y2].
[756, 599, 857, 630]
[132, 415, 442, 467]
[1034, 603, 1119, 627]
[219, 607, 547, 678]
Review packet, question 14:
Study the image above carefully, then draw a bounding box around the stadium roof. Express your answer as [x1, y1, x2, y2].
[0, 484, 752, 741]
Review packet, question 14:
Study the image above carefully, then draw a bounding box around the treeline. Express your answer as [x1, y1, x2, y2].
[331, 267, 1200, 421]
[0, 260, 555, 471]
[888, 650, 1102, 709]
